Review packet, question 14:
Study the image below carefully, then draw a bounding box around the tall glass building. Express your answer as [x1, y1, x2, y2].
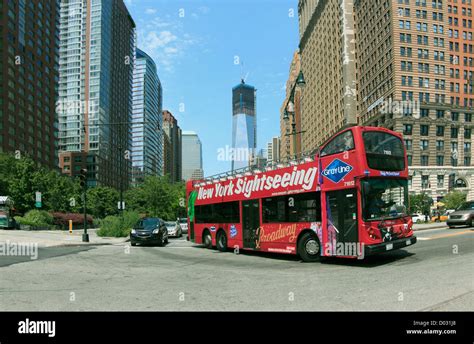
[182, 131, 203, 181]
[0, 0, 60, 169]
[57, 0, 135, 189]
[232, 80, 256, 171]
[131, 48, 163, 186]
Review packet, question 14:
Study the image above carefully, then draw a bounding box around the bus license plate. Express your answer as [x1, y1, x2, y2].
[406, 239, 411, 245]
[386, 243, 393, 251]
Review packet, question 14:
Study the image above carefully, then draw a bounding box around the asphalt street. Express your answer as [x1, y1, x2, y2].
[0, 226, 472, 311]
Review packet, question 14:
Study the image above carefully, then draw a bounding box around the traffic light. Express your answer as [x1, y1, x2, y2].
[79, 168, 88, 188]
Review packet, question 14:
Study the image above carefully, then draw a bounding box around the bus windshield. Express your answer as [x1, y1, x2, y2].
[363, 131, 405, 171]
[362, 178, 408, 221]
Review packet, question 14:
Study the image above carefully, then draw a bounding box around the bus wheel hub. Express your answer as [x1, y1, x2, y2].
[305, 240, 319, 255]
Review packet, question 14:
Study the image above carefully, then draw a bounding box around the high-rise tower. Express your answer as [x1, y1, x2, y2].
[232, 80, 256, 171]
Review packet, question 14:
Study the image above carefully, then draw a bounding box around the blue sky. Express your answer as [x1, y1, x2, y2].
[126, 0, 299, 176]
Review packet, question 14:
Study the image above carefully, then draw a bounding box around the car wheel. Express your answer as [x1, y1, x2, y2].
[467, 218, 473, 228]
[449, 225, 455, 229]
[131, 242, 136, 246]
[297, 232, 321, 263]
[202, 230, 212, 249]
[164, 234, 169, 244]
[216, 231, 228, 252]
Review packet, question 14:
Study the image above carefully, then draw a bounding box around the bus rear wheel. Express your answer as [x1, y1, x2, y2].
[298, 232, 321, 263]
[216, 231, 228, 252]
[202, 230, 213, 249]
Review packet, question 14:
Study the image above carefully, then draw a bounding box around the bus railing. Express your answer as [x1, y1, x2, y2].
[194, 148, 319, 187]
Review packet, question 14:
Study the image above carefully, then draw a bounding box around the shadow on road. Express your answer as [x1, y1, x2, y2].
[321, 250, 415, 267]
[190, 244, 415, 267]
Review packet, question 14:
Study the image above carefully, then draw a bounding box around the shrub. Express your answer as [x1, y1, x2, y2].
[97, 211, 140, 237]
[51, 212, 93, 228]
[15, 210, 53, 227]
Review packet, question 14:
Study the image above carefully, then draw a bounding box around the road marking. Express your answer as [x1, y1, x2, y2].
[418, 230, 473, 241]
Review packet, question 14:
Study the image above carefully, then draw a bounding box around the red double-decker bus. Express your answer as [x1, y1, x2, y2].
[186, 126, 416, 262]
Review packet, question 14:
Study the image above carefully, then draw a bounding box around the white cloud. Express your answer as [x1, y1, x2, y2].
[137, 17, 200, 73]
[145, 8, 157, 15]
[144, 31, 177, 49]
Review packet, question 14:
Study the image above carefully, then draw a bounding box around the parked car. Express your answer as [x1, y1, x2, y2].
[177, 217, 188, 233]
[165, 221, 182, 237]
[130, 217, 168, 246]
[411, 213, 425, 223]
[447, 201, 474, 228]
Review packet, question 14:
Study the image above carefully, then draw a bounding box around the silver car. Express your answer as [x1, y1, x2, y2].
[447, 201, 474, 228]
[177, 218, 188, 233]
[165, 221, 182, 237]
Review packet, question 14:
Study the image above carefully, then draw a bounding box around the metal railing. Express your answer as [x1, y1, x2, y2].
[195, 148, 319, 186]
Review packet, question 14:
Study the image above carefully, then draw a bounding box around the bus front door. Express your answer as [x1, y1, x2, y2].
[326, 189, 359, 248]
[242, 200, 260, 249]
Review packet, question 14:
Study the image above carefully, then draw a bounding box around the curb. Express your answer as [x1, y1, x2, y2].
[413, 225, 447, 231]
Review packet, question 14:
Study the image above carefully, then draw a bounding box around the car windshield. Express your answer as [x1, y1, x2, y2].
[136, 218, 158, 229]
[362, 178, 408, 221]
[458, 202, 474, 210]
[179, 218, 187, 223]
[164, 222, 176, 226]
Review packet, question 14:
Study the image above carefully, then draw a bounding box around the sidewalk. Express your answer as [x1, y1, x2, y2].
[0, 228, 129, 248]
[413, 222, 447, 231]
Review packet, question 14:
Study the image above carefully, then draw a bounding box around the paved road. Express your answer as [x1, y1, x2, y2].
[0, 226, 472, 311]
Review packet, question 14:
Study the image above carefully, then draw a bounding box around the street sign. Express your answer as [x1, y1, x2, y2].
[118, 201, 125, 210]
[35, 192, 42, 208]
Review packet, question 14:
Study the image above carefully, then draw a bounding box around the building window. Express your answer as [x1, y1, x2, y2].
[465, 157, 472, 166]
[437, 175, 444, 188]
[407, 155, 412, 166]
[420, 140, 429, 151]
[421, 175, 429, 189]
[421, 155, 429, 166]
[465, 129, 471, 139]
[436, 110, 445, 118]
[437, 155, 444, 165]
[405, 139, 412, 150]
[464, 142, 471, 153]
[403, 124, 413, 135]
[436, 140, 445, 151]
[436, 126, 445, 136]
[465, 113, 472, 122]
[451, 127, 459, 138]
[420, 125, 429, 136]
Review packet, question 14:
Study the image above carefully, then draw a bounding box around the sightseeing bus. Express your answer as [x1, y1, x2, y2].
[186, 126, 416, 261]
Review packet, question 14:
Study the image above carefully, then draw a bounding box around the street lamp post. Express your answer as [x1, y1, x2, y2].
[79, 168, 89, 242]
[283, 70, 306, 159]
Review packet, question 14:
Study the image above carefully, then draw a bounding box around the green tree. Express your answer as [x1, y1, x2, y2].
[442, 191, 467, 210]
[0, 153, 16, 195]
[409, 193, 432, 216]
[125, 176, 185, 220]
[86, 186, 119, 219]
[7, 156, 37, 214]
[32, 169, 82, 212]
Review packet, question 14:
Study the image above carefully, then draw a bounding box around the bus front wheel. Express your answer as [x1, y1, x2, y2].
[202, 230, 213, 249]
[297, 232, 321, 263]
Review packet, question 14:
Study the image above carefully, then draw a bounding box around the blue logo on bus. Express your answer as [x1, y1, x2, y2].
[230, 225, 238, 238]
[322, 159, 353, 183]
